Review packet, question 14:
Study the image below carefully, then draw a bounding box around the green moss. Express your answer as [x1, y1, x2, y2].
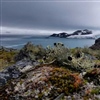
[91, 88, 100, 95]
[0, 50, 17, 70]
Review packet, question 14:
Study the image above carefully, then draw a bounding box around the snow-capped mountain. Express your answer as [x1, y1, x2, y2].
[50, 29, 100, 39]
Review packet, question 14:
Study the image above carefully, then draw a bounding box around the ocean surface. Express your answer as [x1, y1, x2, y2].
[0, 35, 96, 49]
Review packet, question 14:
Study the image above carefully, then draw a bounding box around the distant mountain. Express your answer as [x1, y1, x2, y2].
[72, 29, 92, 35]
[50, 29, 93, 39]
[50, 32, 71, 38]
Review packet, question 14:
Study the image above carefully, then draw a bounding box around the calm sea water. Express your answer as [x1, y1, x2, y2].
[1, 35, 95, 49]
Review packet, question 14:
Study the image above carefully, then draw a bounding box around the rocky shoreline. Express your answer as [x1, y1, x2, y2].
[0, 39, 100, 100]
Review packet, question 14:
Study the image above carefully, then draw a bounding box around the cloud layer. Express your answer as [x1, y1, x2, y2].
[1, 0, 100, 33]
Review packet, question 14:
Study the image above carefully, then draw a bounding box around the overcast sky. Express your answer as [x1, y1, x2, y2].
[1, 0, 100, 34]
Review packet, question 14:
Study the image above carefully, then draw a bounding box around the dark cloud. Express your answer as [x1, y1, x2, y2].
[1, 0, 100, 31]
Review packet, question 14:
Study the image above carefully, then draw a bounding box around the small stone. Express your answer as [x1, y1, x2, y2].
[35, 95, 38, 98]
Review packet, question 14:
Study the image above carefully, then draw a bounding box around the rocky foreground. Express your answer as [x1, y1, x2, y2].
[0, 39, 100, 100]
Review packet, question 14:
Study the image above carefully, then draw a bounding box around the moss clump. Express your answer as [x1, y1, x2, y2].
[91, 88, 100, 95]
[0, 50, 17, 70]
[48, 67, 83, 95]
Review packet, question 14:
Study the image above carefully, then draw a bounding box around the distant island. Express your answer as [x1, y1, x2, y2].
[50, 29, 95, 39]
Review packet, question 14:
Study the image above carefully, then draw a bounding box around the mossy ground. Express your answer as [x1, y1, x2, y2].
[0, 50, 17, 70]
[0, 42, 100, 99]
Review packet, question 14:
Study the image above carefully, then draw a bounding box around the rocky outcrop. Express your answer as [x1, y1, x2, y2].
[90, 38, 100, 50]
[0, 60, 39, 87]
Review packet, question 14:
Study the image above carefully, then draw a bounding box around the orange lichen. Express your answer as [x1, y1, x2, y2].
[71, 74, 83, 88]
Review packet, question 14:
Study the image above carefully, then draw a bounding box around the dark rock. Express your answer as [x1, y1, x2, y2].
[0, 65, 22, 87]
[90, 38, 100, 50]
[95, 38, 100, 44]
[0, 77, 6, 86]
[0, 60, 39, 87]
[0, 73, 10, 80]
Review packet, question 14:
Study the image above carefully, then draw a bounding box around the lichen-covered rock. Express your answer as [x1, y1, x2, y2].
[0, 60, 39, 87]
[0, 66, 21, 87]
[15, 42, 45, 61]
